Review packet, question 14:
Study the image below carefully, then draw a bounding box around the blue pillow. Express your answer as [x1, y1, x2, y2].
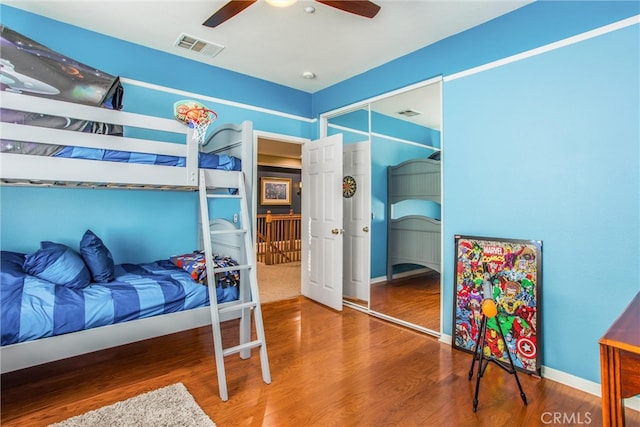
[1, 250, 27, 284]
[23, 242, 91, 289]
[80, 230, 115, 283]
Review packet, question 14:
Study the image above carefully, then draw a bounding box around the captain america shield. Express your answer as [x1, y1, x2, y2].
[516, 337, 536, 359]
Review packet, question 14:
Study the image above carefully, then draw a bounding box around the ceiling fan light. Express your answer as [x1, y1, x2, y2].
[265, 0, 296, 7]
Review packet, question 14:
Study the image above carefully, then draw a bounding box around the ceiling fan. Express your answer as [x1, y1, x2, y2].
[203, 0, 381, 28]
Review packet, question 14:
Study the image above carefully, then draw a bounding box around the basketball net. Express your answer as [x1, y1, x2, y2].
[185, 108, 217, 145]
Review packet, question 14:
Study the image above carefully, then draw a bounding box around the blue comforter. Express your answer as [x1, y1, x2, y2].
[0, 141, 241, 171]
[55, 146, 241, 170]
[0, 251, 238, 346]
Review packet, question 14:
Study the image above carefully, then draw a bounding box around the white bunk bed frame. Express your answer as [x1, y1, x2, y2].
[386, 158, 441, 281]
[0, 91, 254, 373]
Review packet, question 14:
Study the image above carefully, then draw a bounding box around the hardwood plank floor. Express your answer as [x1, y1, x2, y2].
[370, 272, 440, 332]
[2, 297, 637, 426]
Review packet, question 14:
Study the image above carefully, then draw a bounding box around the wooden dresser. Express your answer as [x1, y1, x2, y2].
[599, 291, 640, 426]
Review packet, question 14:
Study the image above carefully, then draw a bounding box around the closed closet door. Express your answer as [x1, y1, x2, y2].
[343, 141, 371, 303]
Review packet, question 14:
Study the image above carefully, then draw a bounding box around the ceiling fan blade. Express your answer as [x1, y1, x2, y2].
[203, 0, 257, 28]
[316, 1, 381, 19]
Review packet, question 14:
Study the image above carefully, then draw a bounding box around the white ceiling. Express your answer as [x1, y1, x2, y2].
[5, 0, 531, 94]
[370, 81, 442, 129]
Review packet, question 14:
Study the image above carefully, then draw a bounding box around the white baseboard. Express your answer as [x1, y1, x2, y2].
[371, 268, 432, 285]
[439, 333, 452, 345]
[542, 366, 640, 413]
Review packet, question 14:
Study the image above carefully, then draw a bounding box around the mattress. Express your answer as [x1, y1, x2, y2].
[0, 250, 239, 346]
[0, 141, 241, 171]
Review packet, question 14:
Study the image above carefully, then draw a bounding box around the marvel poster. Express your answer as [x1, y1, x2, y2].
[453, 235, 542, 375]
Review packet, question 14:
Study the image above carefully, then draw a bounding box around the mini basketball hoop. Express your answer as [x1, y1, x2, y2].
[173, 99, 218, 144]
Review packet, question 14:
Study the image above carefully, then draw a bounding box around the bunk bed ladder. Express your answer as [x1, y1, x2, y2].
[198, 169, 271, 401]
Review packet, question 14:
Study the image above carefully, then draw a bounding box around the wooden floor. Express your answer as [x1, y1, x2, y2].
[370, 271, 440, 332]
[2, 297, 637, 427]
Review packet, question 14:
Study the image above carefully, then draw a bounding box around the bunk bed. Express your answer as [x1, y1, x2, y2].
[386, 158, 441, 281]
[0, 89, 256, 373]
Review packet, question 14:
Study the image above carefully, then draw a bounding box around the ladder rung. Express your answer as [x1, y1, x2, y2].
[210, 229, 247, 235]
[218, 301, 257, 314]
[222, 339, 264, 357]
[213, 264, 252, 273]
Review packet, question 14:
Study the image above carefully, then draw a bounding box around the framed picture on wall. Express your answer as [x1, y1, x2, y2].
[260, 177, 292, 206]
[453, 235, 542, 376]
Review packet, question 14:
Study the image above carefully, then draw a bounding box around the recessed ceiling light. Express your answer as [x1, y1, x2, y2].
[302, 71, 316, 79]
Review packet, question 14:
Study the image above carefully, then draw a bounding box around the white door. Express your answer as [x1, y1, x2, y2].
[301, 134, 344, 311]
[343, 141, 371, 303]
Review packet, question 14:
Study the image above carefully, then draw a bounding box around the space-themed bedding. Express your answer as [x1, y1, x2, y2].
[0, 25, 124, 132]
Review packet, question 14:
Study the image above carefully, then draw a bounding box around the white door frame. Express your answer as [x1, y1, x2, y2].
[253, 130, 308, 294]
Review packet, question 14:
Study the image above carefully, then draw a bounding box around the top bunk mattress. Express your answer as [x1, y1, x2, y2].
[1, 139, 240, 171]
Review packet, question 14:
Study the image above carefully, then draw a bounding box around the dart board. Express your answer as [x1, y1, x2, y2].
[343, 175, 357, 198]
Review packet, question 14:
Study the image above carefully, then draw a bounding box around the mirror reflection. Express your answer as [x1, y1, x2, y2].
[331, 81, 442, 334]
[329, 107, 372, 307]
[327, 107, 369, 142]
[369, 82, 441, 333]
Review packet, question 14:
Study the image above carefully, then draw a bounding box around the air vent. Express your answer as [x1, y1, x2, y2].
[397, 109, 422, 117]
[175, 33, 224, 58]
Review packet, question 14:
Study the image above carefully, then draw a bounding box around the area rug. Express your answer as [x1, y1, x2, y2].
[49, 383, 215, 427]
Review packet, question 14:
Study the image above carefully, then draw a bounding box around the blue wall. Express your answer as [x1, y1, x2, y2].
[314, 1, 640, 385]
[443, 23, 639, 383]
[1, 187, 198, 264]
[312, 1, 640, 116]
[1, 1, 639, 387]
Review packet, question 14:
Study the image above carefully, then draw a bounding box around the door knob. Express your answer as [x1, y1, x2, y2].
[363, 226, 369, 232]
[331, 228, 340, 235]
